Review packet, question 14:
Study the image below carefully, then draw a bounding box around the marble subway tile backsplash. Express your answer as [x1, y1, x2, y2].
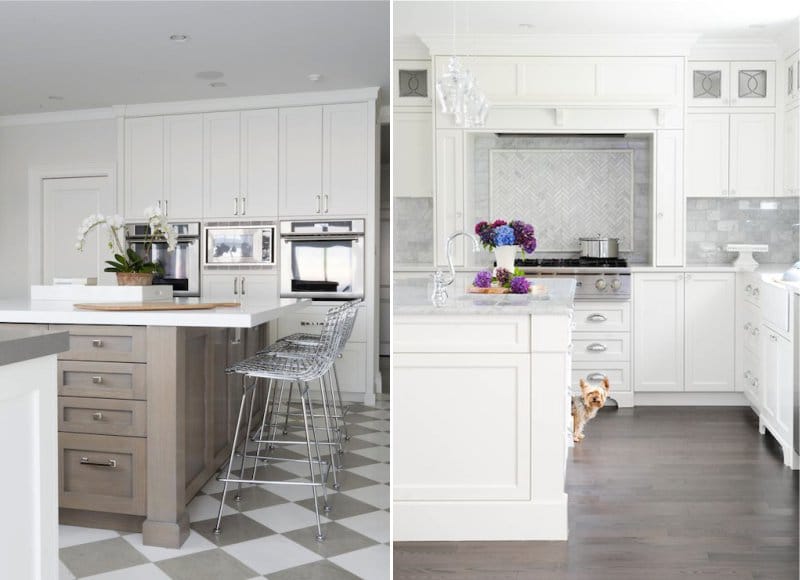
[686, 197, 800, 264]
[394, 197, 434, 266]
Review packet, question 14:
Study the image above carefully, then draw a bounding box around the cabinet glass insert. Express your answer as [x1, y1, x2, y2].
[398, 69, 428, 98]
[693, 70, 722, 99]
[738, 69, 767, 98]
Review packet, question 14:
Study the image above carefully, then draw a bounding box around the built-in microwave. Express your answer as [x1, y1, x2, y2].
[204, 222, 276, 268]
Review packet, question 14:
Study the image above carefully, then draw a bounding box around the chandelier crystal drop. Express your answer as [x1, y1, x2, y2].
[435, 56, 489, 128]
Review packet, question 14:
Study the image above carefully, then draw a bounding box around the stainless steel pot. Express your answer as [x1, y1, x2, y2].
[579, 236, 620, 259]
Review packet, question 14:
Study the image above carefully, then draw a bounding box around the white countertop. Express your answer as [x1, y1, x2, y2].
[0, 328, 69, 366]
[394, 275, 576, 316]
[0, 298, 310, 328]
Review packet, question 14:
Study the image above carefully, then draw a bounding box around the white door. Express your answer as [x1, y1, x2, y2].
[323, 102, 370, 216]
[729, 114, 775, 197]
[42, 176, 114, 284]
[684, 273, 735, 391]
[654, 130, 684, 267]
[204, 112, 241, 218]
[124, 117, 164, 218]
[240, 109, 279, 217]
[394, 111, 433, 197]
[163, 114, 203, 219]
[279, 106, 323, 217]
[633, 273, 684, 391]
[783, 106, 799, 197]
[685, 114, 729, 197]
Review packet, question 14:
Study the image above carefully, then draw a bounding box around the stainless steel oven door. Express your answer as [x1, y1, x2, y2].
[126, 239, 200, 297]
[280, 235, 364, 299]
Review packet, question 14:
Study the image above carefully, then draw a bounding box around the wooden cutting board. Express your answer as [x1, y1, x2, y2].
[73, 302, 241, 311]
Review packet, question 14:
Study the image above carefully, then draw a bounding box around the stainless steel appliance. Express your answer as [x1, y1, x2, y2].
[578, 235, 620, 259]
[516, 257, 631, 300]
[280, 219, 365, 300]
[204, 222, 276, 267]
[125, 222, 201, 297]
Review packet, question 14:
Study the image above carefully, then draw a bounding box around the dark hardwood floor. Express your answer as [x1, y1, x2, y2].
[394, 407, 799, 579]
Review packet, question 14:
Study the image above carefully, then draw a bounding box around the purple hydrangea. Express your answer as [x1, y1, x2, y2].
[509, 276, 530, 294]
[495, 267, 512, 286]
[493, 225, 516, 246]
[510, 220, 537, 255]
[473, 270, 493, 288]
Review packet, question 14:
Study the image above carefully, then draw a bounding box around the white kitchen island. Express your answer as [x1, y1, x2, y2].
[393, 276, 576, 541]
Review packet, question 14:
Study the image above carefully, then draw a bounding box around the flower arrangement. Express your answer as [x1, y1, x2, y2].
[472, 267, 531, 294]
[76, 207, 177, 274]
[474, 219, 537, 254]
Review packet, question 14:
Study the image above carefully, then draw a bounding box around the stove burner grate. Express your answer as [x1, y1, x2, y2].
[515, 257, 629, 268]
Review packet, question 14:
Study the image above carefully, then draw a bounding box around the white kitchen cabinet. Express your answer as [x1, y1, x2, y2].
[163, 114, 203, 219]
[654, 130, 684, 266]
[279, 106, 323, 216]
[784, 106, 799, 197]
[786, 52, 799, 107]
[201, 273, 277, 301]
[688, 61, 775, 108]
[633, 273, 684, 392]
[323, 102, 370, 215]
[124, 117, 164, 218]
[684, 273, 735, 391]
[394, 111, 433, 198]
[685, 114, 729, 197]
[688, 61, 731, 107]
[761, 327, 793, 444]
[204, 112, 240, 218]
[434, 130, 464, 267]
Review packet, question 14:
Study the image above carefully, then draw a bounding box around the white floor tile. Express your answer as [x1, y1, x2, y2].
[222, 535, 322, 575]
[82, 563, 171, 579]
[59, 560, 76, 580]
[353, 431, 389, 446]
[200, 477, 226, 495]
[244, 502, 331, 533]
[330, 544, 390, 580]
[122, 530, 216, 562]
[351, 446, 390, 463]
[348, 462, 390, 484]
[186, 493, 236, 523]
[341, 484, 389, 510]
[58, 525, 119, 548]
[265, 479, 338, 502]
[358, 420, 389, 432]
[273, 457, 321, 478]
[337, 511, 390, 544]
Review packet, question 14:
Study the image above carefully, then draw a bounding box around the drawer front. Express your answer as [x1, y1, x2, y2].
[760, 283, 790, 334]
[395, 315, 531, 353]
[59, 433, 146, 515]
[572, 332, 630, 362]
[740, 278, 761, 307]
[278, 306, 366, 343]
[59, 397, 146, 437]
[55, 325, 146, 363]
[572, 302, 631, 332]
[741, 348, 761, 403]
[571, 363, 631, 393]
[58, 361, 146, 400]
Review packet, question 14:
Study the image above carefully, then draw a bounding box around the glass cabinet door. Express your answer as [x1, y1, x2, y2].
[730, 61, 775, 107]
[688, 61, 730, 107]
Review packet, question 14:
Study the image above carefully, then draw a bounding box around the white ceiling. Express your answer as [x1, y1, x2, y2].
[394, 0, 800, 40]
[0, 1, 389, 116]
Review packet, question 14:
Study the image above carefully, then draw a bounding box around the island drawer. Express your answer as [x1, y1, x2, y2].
[571, 333, 630, 362]
[59, 433, 146, 516]
[572, 303, 630, 332]
[59, 397, 146, 437]
[54, 325, 146, 363]
[571, 363, 631, 393]
[58, 361, 146, 400]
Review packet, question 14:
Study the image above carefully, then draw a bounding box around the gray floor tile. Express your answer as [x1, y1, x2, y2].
[344, 413, 379, 424]
[211, 484, 288, 511]
[156, 548, 257, 580]
[60, 537, 148, 578]
[191, 513, 275, 547]
[340, 423, 378, 436]
[267, 559, 361, 580]
[297, 491, 378, 521]
[284, 522, 378, 558]
[337, 452, 382, 469]
[330, 469, 381, 491]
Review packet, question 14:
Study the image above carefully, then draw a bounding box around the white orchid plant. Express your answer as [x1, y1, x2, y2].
[75, 207, 177, 274]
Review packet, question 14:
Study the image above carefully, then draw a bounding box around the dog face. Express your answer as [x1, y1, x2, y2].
[580, 377, 610, 410]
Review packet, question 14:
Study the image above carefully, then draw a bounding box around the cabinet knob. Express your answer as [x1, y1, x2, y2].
[92, 412, 104, 421]
[744, 323, 752, 331]
[657, 212, 664, 218]
[91, 339, 104, 348]
[91, 376, 103, 384]
[745, 284, 752, 294]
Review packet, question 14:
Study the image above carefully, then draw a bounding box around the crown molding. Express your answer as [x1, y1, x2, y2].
[419, 33, 700, 57]
[394, 35, 431, 60]
[0, 107, 114, 128]
[689, 37, 780, 60]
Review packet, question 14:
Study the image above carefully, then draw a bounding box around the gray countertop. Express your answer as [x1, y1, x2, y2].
[0, 328, 69, 367]
[394, 275, 576, 316]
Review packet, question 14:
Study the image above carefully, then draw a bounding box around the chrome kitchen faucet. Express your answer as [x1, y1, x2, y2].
[431, 231, 481, 307]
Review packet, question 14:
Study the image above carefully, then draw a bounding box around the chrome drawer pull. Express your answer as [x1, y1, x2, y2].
[92, 376, 103, 384]
[587, 373, 607, 381]
[80, 457, 117, 468]
[92, 412, 104, 421]
[587, 313, 607, 322]
[91, 339, 104, 348]
[587, 343, 607, 352]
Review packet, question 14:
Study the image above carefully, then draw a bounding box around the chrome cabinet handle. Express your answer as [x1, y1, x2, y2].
[744, 370, 752, 379]
[745, 284, 752, 294]
[752, 288, 760, 297]
[164, 199, 168, 217]
[241, 277, 246, 295]
[587, 313, 607, 322]
[157, 200, 162, 211]
[92, 412, 104, 421]
[587, 373, 607, 381]
[752, 378, 759, 389]
[323, 194, 329, 214]
[587, 343, 607, 352]
[744, 322, 752, 331]
[80, 457, 117, 468]
[315, 194, 322, 214]
[233, 277, 238, 295]
[91, 376, 103, 384]
[91, 339, 104, 348]
[233, 196, 239, 216]
[241, 196, 246, 215]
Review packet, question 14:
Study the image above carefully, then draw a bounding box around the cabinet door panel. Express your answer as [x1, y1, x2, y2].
[237, 275, 278, 302]
[655, 130, 684, 266]
[124, 117, 164, 218]
[323, 102, 369, 215]
[688, 62, 730, 107]
[685, 114, 729, 197]
[163, 114, 203, 219]
[204, 112, 241, 218]
[730, 61, 775, 108]
[730, 114, 775, 197]
[783, 107, 799, 197]
[241, 109, 279, 217]
[394, 112, 432, 197]
[434, 130, 464, 267]
[279, 106, 322, 217]
[202, 274, 239, 301]
[684, 274, 735, 391]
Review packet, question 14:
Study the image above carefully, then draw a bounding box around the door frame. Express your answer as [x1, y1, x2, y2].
[28, 166, 117, 285]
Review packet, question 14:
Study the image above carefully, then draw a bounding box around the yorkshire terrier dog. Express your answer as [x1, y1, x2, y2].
[571, 377, 610, 442]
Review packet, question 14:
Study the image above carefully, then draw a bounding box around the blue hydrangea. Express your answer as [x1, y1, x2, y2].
[493, 225, 516, 246]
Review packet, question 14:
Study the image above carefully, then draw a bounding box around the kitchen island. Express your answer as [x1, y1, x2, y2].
[0, 297, 309, 548]
[393, 276, 576, 541]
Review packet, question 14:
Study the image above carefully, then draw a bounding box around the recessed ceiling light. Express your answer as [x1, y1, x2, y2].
[748, 24, 766, 29]
[170, 34, 189, 42]
[519, 23, 535, 29]
[209, 81, 227, 88]
[48, 95, 63, 100]
[196, 71, 224, 80]
[308, 74, 321, 82]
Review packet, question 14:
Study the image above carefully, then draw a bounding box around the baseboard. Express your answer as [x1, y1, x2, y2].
[609, 391, 634, 407]
[634, 392, 748, 406]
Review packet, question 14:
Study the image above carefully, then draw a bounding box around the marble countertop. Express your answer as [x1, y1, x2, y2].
[0, 328, 69, 367]
[0, 297, 310, 328]
[394, 275, 576, 316]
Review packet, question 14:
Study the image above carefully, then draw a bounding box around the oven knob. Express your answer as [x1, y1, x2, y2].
[595, 279, 607, 290]
[610, 279, 622, 290]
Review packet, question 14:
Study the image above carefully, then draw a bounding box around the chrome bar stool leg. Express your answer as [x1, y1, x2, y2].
[282, 382, 294, 435]
[304, 383, 330, 512]
[318, 376, 340, 489]
[235, 380, 258, 502]
[332, 363, 350, 441]
[301, 384, 326, 541]
[214, 376, 250, 534]
[251, 378, 275, 481]
[269, 380, 287, 449]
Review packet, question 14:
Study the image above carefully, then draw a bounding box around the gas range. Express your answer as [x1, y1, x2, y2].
[515, 257, 631, 300]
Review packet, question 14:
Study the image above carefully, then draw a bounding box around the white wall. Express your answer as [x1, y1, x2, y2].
[0, 119, 117, 297]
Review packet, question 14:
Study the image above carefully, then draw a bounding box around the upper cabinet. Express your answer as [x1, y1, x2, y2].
[784, 106, 799, 197]
[124, 117, 164, 219]
[786, 52, 800, 108]
[688, 61, 776, 108]
[279, 106, 323, 216]
[393, 112, 433, 198]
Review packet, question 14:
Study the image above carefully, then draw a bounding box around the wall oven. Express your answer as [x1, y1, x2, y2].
[280, 219, 365, 300]
[125, 222, 201, 297]
[204, 222, 276, 268]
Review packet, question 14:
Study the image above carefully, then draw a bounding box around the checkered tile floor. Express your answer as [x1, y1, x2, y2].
[59, 398, 390, 580]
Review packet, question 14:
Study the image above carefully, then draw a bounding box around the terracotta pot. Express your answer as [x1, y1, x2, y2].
[115, 272, 154, 286]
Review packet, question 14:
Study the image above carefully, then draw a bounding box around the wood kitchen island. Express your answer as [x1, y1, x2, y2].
[0, 298, 309, 548]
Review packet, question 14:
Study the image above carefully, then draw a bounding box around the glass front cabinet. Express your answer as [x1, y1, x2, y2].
[688, 61, 775, 108]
